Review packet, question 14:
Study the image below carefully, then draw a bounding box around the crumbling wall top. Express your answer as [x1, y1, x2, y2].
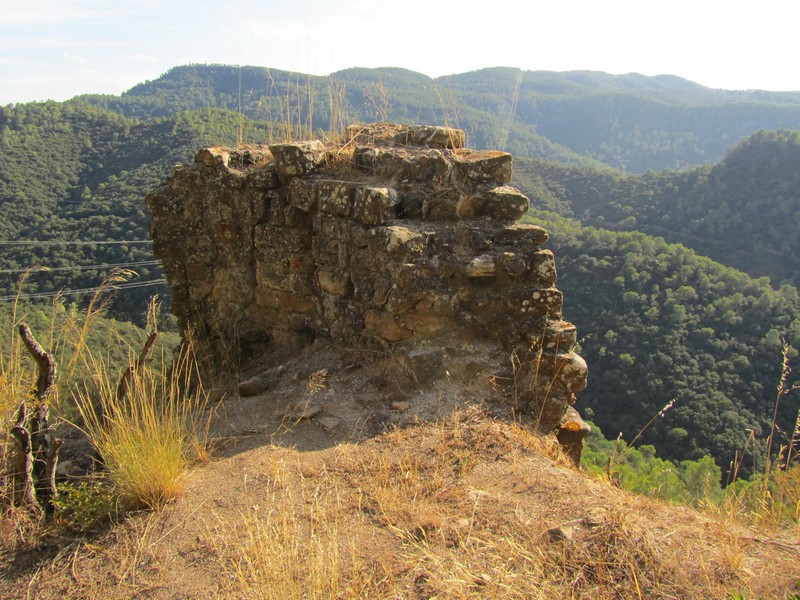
[344, 123, 466, 149]
[146, 124, 588, 448]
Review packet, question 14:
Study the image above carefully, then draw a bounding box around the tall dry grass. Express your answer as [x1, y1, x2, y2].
[718, 341, 800, 532]
[219, 501, 344, 599]
[2, 271, 207, 518]
[71, 338, 210, 510]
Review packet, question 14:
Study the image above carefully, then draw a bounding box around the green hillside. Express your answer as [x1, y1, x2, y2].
[0, 101, 271, 324]
[521, 211, 800, 473]
[79, 64, 800, 171]
[515, 130, 800, 287]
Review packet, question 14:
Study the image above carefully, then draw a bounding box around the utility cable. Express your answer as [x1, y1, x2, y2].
[0, 240, 153, 246]
[0, 278, 168, 302]
[0, 260, 162, 275]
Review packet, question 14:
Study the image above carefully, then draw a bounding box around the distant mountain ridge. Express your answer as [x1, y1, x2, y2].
[76, 63, 800, 172]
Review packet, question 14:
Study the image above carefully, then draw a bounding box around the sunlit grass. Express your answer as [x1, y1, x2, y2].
[72, 342, 210, 510]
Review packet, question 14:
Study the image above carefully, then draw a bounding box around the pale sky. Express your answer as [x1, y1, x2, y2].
[1, 0, 797, 104]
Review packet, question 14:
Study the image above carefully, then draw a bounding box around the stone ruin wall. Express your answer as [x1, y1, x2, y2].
[146, 124, 589, 455]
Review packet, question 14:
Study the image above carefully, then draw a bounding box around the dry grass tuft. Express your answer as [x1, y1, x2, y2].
[209, 457, 399, 599]
[220, 506, 343, 599]
[72, 343, 211, 510]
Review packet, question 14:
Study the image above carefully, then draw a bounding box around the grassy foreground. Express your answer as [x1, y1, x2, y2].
[1, 406, 798, 599]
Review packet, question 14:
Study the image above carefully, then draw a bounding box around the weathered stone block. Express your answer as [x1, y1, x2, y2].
[317, 180, 357, 217]
[496, 252, 528, 278]
[453, 150, 513, 185]
[402, 126, 464, 149]
[352, 147, 407, 177]
[195, 147, 230, 168]
[353, 187, 398, 225]
[378, 225, 426, 255]
[422, 191, 459, 220]
[242, 165, 279, 189]
[495, 223, 549, 247]
[526, 249, 557, 286]
[555, 352, 588, 393]
[288, 179, 318, 212]
[465, 254, 496, 278]
[408, 150, 451, 184]
[269, 141, 326, 182]
[509, 288, 563, 318]
[483, 186, 530, 221]
[346, 124, 465, 149]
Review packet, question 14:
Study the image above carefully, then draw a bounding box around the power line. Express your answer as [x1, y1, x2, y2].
[0, 260, 162, 275]
[1, 198, 106, 205]
[0, 278, 168, 302]
[0, 240, 153, 247]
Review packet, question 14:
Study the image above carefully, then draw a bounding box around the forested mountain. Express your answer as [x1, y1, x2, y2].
[0, 102, 270, 323]
[79, 65, 602, 169]
[76, 64, 800, 171]
[2, 63, 799, 474]
[515, 130, 800, 287]
[521, 211, 800, 473]
[442, 68, 800, 171]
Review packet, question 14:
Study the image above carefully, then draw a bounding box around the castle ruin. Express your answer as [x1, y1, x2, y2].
[146, 124, 589, 459]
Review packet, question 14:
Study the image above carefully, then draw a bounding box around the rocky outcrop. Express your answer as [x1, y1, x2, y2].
[146, 124, 589, 456]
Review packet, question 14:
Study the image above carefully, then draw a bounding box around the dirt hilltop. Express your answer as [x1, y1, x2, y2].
[3, 342, 800, 599]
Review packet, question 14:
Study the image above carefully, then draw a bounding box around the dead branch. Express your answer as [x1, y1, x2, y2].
[12, 324, 61, 514]
[44, 437, 64, 505]
[10, 403, 38, 511]
[18, 323, 56, 402]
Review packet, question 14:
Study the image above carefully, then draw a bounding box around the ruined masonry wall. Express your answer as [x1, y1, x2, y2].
[146, 124, 588, 437]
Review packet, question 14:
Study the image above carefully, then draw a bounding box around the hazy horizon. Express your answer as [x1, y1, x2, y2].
[2, 0, 799, 104]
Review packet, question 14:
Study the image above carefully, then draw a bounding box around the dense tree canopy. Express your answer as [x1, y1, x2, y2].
[523, 211, 800, 476]
[514, 130, 800, 287]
